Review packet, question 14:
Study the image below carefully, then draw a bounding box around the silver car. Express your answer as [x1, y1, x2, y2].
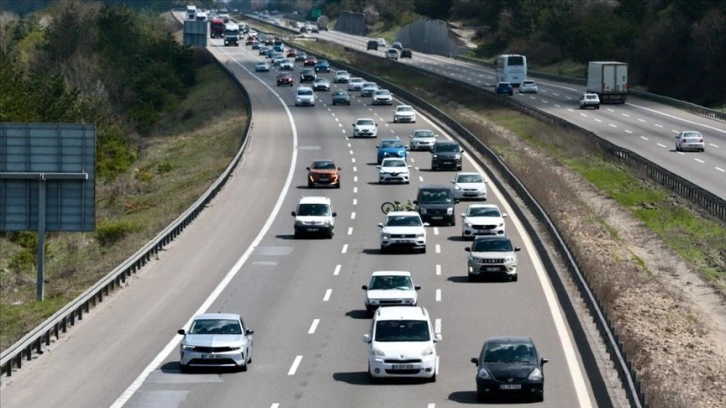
[361, 82, 378, 97]
[372, 89, 393, 105]
[452, 172, 487, 200]
[409, 129, 438, 151]
[334, 70, 351, 83]
[675, 131, 705, 152]
[465, 236, 520, 282]
[178, 313, 254, 372]
[518, 80, 538, 94]
[348, 77, 365, 91]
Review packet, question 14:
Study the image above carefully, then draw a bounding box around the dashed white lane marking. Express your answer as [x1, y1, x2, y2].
[655, 123, 663, 128]
[695, 158, 705, 164]
[341, 244, 348, 254]
[594, 118, 602, 123]
[353, 166, 357, 172]
[333, 264, 341, 276]
[351, 212, 356, 219]
[428, 403, 435, 408]
[308, 319, 319, 334]
[609, 123, 617, 128]
[288, 356, 303, 375]
[622, 113, 630, 117]
[349, 149, 354, 155]
[354, 176, 358, 182]
[433, 227, 439, 235]
[354, 187, 358, 193]
[657, 143, 667, 148]
[436, 289, 441, 302]
[353, 198, 357, 205]
[640, 136, 649, 141]
[271, 404, 280, 408]
[624, 129, 632, 134]
[323, 289, 332, 302]
[435, 318, 441, 334]
[710, 143, 720, 148]
[348, 227, 353, 235]
[638, 118, 646, 122]
[351, 157, 356, 163]
[436, 264, 441, 276]
[606, 108, 615, 112]
[419, 176, 424, 182]
[435, 244, 441, 253]
[716, 167, 725, 173]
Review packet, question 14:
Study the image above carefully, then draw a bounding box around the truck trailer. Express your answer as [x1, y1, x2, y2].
[586, 61, 628, 104]
[210, 18, 225, 39]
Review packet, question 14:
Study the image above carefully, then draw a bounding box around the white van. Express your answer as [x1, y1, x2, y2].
[363, 306, 441, 383]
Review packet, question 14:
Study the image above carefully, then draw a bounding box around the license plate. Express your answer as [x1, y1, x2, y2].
[431, 216, 443, 220]
[307, 227, 319, 231]
[464, 193, 478, 196]
[485, 267, 500, 271]
[500, 384, 522, 390]
[203, 354, 220, 359]
[392, 364, 415, 370]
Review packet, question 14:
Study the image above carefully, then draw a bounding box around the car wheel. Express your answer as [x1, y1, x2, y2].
[511, 274, 518, 282]
[532, 394, 544, 402]
[468, 273, 477, 282]
[421, 246, 426, 254]
[239, 362, 248, 372]
[308, 180, 314, 188]
[336, 182, 341, 189]
[327, 229, 334, 239]
[179, 364, 189, 373]
[596, 105, 600, 109]
[380, 246, 387, 254]
[477, 392, 487, 402]
[368, 369, 380, 384]
[294, 230, 301, 239]
[428, 372, 436, 383]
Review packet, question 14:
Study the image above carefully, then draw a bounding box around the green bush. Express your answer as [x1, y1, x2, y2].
[95, 220, 138, 247]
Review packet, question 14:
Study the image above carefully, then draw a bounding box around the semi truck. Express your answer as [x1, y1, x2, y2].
[210, 18, 225, 39]
[224, 23, 239, 46]
[186, 5, 196, 20]
[586, 61, 628, 104]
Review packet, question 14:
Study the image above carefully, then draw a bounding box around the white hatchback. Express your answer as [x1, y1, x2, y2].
[378, 157, 411, 184]
[362, 271, 420, 315]
[461, 203, 507, 239]
[451, 172, 487, 200]
[348, 77, 365, 91]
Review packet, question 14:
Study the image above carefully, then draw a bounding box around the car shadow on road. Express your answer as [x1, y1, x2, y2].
[274, 234, 297, 240]
[447, 391, 479, 404]
[447, 236, 470, 242]
[332, 371, 370, 385]
[345, 310, 369, 319]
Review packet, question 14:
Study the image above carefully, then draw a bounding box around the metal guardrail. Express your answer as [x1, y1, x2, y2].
[0, 56, 254, 378]
[456, 55, 726, 122]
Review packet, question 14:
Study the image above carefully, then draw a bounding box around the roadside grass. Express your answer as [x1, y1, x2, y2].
[287, 35, 726, 291]
[0, 62, 247, 351]
[531, 59, 587, 78]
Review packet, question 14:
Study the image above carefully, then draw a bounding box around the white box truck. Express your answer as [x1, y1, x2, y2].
[586, 61, 628, 104]
[186, 5, 196, 20]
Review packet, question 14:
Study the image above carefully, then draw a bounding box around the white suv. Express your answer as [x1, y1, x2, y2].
[363, 306, 441, 383]
[291, 196, 336, 238]
[295, 86, 315, 107]
[378, 211, 427, 253]
[352, 118, 378, 138]
[465, 236, 520, 281]
[461, 203, 507, 239]
[362, 271, 420, 315]
[579, 92, 600, 109]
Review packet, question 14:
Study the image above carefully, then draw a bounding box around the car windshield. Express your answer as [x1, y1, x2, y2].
[357, 119, 374, 126]
[385, 215, 422, 227]
[374, 320, 430, 342]
[334, 91, 347, 96]
[375, 90, 390, 95]
[413, 130, 434, 138]
[467, 207, 500, 217]
[682, 132, 702, 139]
[363, 83, 376, 88]
[382, 160, 406, 167]
[312, 161, 336, 170]
[482, 342, 536, 364]
[298, 89, 313, 96]
[419, 189, 452, 204]
[523, 81, 534, 86]
[189, 319, 242, 335]
[436, 144, 460, 153]
[369, 275, 413, 290]
[397, 106, 413, 112]
[457, 174, 482, 183]
[380, 140, 403, 148]
[472, 239, 513, 252]
[336, 71, 349, 76]
[297, 203, 331, 216]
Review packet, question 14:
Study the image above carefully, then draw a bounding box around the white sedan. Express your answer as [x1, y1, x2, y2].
[178, 313, 254, 372]
[461, 204, 507, 240]
[393, 105, 416, 123]
[378, 157, 410, 184]
[451, 172, 487, 200]
[675, 131, 705, 152]
[518, 80, 538, 94]
[362, 271, 420, 315]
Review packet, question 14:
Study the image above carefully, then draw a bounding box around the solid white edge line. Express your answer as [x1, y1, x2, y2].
[308, 319, 320, 334]
[421, 111, 593, 407]
[110, 52, 301, 408]
[288, 355, 303, 375]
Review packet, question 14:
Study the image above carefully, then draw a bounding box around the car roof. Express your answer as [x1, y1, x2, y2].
[457, 172, 480, 176]
[386, 210, 420, 217]
[356, 117, 374, 122]
[297, 86, 313, 91]
[371, 270, 412, 277]
[298, 196, 331, 204]
[194, 313, 240, 321]
[484, 335, 533, 345]
[374, 306, 429, 320]
[473, 235, 510, 242]
[435, 140, 460, 145]
[467, 203, 500, 210]
[419, 183, 452, 189]
[396, 104, 413, 109]
[380, 137, 402, 143]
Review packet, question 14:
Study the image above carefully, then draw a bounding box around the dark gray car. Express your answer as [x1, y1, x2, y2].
[331, 90, 351, 105]
[431, 140, 463, 170]
[414, 184, 458, 226]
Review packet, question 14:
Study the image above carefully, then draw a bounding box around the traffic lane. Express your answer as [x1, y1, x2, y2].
[0, 45, 296, 408]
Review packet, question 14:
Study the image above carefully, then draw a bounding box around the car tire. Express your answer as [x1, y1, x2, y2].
[336, 182, 341, 189]
[532, 394, 544, 402]
[239, 362, 248, 372]
[380, 246, 387, 254]
[179, 364, 189, 373]
[421, 246, 426, 254]
[511, 274, 518, 282]
[468, 273, 477, 282]
[368, 370, 380, 384]
[294, 230, 301, 239]
[428, 372, 436, 383]
[477, 392, 487, 402]
[327, 229, 334, 239]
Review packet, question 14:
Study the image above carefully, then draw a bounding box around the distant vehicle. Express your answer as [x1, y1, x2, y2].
[312, 77, 331, 91]
[378, 157, 411, 184]
[291, 196, 336, 238]
[385, 49, 399, 60]
[400, 48, 412, 58]
[362, 271, 420, 315]
[587, 61, 628, 104]
[348, 77, 365, 91]
[331, 90, 351, 106]
[299, 69, 316, 83]
[306, 160, 341, 188]
[376, 138, 407, 164]
[460, 203, 507, 240]
[409, 129, 437, 151]
[465, 236, 520, 281]
[334, 70, 351, 83]
[376, 38, 387, 47]
[518, 79, 538, 94]
[452, 172, 488, 201]
[195, 11, 207, 22]
[295, 86, 316, 107]
[186, 5, 196, 20]
[360, 82, 378, 97]
[378, 212, 428, 254]
[392, 41, 403, 50]
[223, 23, 239, 46]
[317, 15, 329, 31]
[675, 131, 706, 152]
[210, 18, 226, 38]
[352, 118, 378, 138]
[579, 92, 600, 109]
[415, 184, 458, 226]
[431, 140, 463, 171]
[255, 61, 270, 72]
[314, 60, 331, 73]
[303, 55, 318, 66]
[495, 54, 527, 87]
[276, 72, 293, 87]
[495, 81, 514, 95]
[366, 40, 379, 50]
[372, 89, 393, 105]
[279, 59, 294, 71]
[393, 105, 416, 123]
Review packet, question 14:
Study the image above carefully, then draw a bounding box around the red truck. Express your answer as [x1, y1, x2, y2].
[210, 18, 225, 38]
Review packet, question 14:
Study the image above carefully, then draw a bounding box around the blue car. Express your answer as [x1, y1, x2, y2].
[376, 138, 407, 164]
[495, 81, 513, 95]
[314, 59, 331, 73]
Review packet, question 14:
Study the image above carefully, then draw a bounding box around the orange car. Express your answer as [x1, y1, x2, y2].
[307, 160, 341, 188]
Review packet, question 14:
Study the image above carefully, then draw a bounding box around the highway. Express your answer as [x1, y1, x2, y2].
[285, 24, 726, 200]
[0, 24, 610, 408]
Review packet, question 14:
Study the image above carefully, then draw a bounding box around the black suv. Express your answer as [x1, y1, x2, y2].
[366, 40, 379, 50]
[414, 184, 458, 226]
[400, 48, 412, 58]
[431, 140, 463, 170]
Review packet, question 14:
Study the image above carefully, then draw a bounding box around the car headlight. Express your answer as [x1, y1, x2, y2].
[446, 207, 454, 215]
[421, 346, 434, 356]
[505, 255, 516, 263]
[477, 367, 492, 379]
[465, 222, 472, 228]
[454, 154, 461, 159]
[228, 346, 241, 351]
[403, 298, 415, 304]
[454, 185, 462, 190]
[432, 154, 438, 158]
[416, 233, 425, 238]
[372, 347, 386, 357]
[528, 367, 543, 381]
[471, 256, 484, 263]
[182, 344, 195, 351]
[381, 234, 391, 240]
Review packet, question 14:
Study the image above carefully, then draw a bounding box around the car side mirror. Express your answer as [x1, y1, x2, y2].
[413, 200, 418, 205]
[515, 247, 521, 252]
[338, 167, 342, 170]
[465, 247, 471, 252]
[454, 199, 460, 204]
[375, 124, 378, 127]
[460, 213, 465, 217]
[503, 213, 508, 218]
[306, 167, 310, 170]
[423, 222, 430, 227]
[541, 358, 549, 365]
[177, 329, 185, 335]
[377, 223, 384, 228]
[291, 211, 296, 216]
[352, 124, 355, 127]
[407, 165, 412, 168]
[460, 149, 465, 153]
[377, 165, 381, 169]
[362, 285, 368, 290]
[414, 285, 421, 290]
[332, 212, 337, 217]
[245, 329, 254, 335]
[470, 357, 479, 365]
[434, 333, 442, 342]
[362, 334, 371, 343]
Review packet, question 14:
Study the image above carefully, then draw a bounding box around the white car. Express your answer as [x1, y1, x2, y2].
[334, 70, 351, 83]
[255, 61, 270, 72]
[378, 157, 411, 184]
[378, 211, 427, 253]
[579, 92, 600, 109]
[409, 129, 438, 151]
[363, 306, 440, 383]
[352, 118, 378, 138]
[451, 172, 487, 200]
[178, 313, 254, 372]
[460, 204, 507, 239]
[295, 86, 315, 107]
[291, 196, 336, 238]
[466, 236, 520, 281]
[376, 37, 387, 47]
[518, 80, 538, 94]
[386, 48, 399, 60]
[279, 59, 294, 70]
[362, 271, 420, 315]
[372, 89, 393, 105]
[360, 82, 378, 97]
[393, 105, 416, 123]
[675, 131, 705, 152]
[348, 77, 365, 91]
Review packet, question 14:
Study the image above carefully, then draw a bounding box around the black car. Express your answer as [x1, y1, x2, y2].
[414, 184, 458, 226]
[331, 90, 351, 106]
[400, 48, 412, 58]
[495, 81, 514, 95]
[295, 52, 307, 62]
[366, 40, 378, 50]
[431, 140, 463, 170]
[299, 69, 316, 83]
[314, 60, 331, 73]
[470, 336, 548, 402]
